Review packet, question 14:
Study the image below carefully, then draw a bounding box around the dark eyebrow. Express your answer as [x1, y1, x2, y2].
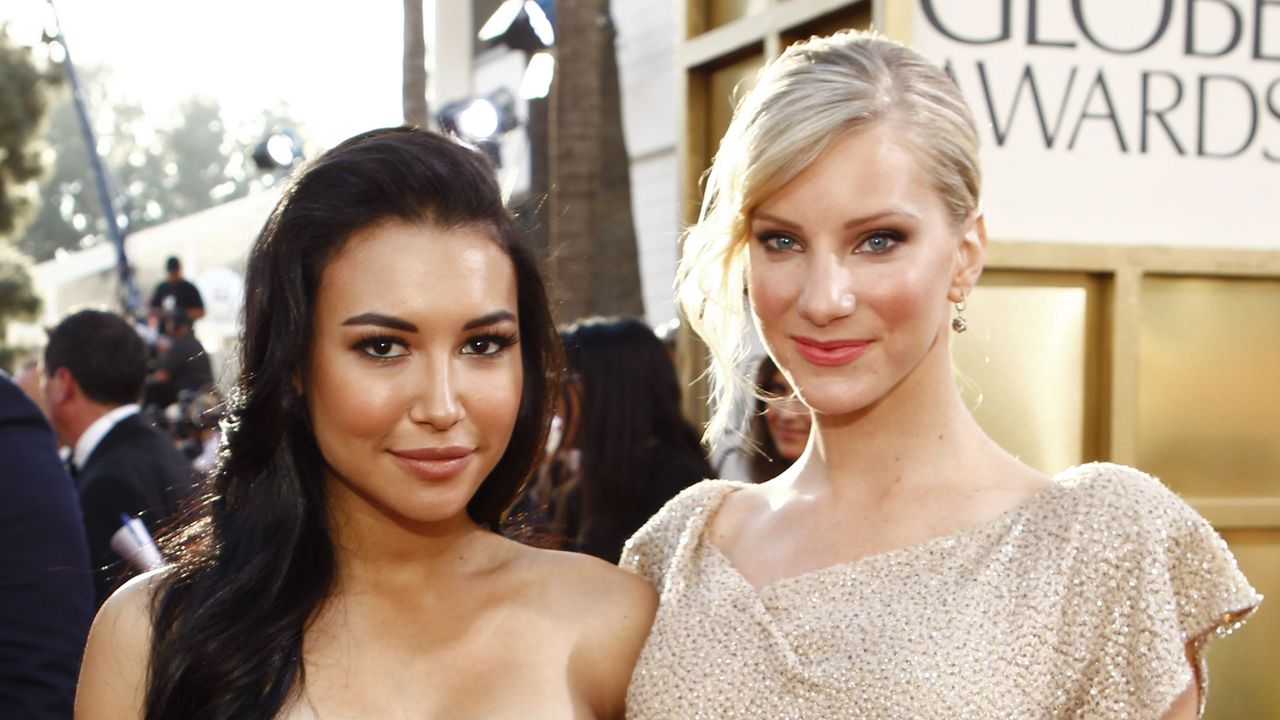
[342, 310, 517, 332]
[463, 310, 517, 331]
[342, 313, 417, 332]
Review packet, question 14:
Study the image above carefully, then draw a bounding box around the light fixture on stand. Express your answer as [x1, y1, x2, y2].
[478, 0, 555, 51]
[480, 0, 556, 99]
[437, 88, 519, 166]
[251, 130, 303, 172]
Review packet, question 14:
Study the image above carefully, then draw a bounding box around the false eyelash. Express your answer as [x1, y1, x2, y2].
[462, 331, 519, 356]
[351, 333, 408, 358]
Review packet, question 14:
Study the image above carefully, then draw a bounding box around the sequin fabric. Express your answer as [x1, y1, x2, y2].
[620, 463, 1260, 719]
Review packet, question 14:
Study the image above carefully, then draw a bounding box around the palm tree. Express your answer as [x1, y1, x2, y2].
[548, 0, 643, 322]
[402, 0, 429, 127]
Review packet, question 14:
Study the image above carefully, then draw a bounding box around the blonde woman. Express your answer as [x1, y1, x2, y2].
[621, 31, 1259, 718]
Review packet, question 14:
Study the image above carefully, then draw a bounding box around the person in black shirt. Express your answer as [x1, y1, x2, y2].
[149, 256, 204, 326]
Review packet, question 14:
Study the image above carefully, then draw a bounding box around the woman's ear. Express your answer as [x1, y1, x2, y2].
[949, 210, 988, 303]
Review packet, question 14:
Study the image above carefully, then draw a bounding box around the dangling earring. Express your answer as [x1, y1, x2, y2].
[951, 296, 968, 333]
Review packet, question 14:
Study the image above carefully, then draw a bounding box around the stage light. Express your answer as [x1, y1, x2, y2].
[478, 0, 555, 53]
[520, 52, 555, 100]
[252, 131, 302, 171]
[457, 99, 499, 140]
[524, 1, 555, 46]
[478, 1, 523, 42]
[438, 88, 519, 142]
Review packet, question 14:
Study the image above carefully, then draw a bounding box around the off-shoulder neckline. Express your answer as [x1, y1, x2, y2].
[695, 469, 1086, 595]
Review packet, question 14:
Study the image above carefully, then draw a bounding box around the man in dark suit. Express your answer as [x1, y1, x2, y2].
[43, 310, 195, 604]
[0, 373, 94, 718]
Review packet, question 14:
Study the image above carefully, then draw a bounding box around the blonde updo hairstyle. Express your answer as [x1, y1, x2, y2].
[676, 30, 982, 448]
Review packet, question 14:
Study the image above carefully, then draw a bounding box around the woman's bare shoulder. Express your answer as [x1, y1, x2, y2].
[75, 570, 168, 720]
[507, 542, 657, 615]
[510, 544, 656, 719]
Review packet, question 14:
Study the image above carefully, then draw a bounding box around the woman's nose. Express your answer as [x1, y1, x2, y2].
[408, 358, 464, 430]
[797, 252, 855, 326]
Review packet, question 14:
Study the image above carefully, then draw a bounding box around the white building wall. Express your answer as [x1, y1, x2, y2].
[613, 1, 680, 326]
[430, 0, 472, 109]
[629, 153, 680, 324]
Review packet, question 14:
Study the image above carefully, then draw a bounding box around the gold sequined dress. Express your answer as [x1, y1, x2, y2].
[620, 463, 1260, 719]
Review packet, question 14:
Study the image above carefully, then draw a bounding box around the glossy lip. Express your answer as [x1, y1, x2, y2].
[792, 335, 871, 367]
[390, 446, 474, 480]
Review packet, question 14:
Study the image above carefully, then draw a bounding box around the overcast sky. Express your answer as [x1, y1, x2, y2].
[2, 0, 431, 148]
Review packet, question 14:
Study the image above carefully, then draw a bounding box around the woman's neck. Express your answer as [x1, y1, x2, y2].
[326, 490, 504, 598]
[786, 345, 1001, 504]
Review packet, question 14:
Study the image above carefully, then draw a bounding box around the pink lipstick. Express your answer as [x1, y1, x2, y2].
[391, 446, 474, 480]
[793, 336, 870, 367]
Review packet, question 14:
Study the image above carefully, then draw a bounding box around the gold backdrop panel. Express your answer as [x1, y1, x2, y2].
[707, 53, 764, 159]
[780, 4, 873, 46]
[1202, 529, 1279, 720]
[954, 272, 1100, 475]
[1138, 276, 1280, 497]
[704, 0, 769, 32]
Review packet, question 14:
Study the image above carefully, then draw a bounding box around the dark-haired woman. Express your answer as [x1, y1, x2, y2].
[76, 128, 655, 720]
[742, 355, 811, 483]
[547, 316, 711, 564]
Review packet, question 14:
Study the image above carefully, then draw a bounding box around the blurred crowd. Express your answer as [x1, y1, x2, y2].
[1, 256, 227, 715]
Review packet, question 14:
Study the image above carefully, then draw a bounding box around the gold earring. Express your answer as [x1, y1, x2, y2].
[951, 297, 968, 333]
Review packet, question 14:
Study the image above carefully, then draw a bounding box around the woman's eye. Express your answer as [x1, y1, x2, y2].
[465, 339, 499, 356]
[760, 232, 801, 252]
[462, 334, 516, 356]
[857, 232, 901, 254]
[359, 338, 408, 358]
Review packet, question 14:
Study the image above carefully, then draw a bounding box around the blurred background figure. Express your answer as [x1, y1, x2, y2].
[10, 358, 49, 418]
[0, 372, 94, 719]
[652, 317, 680, 367]
[42, 309, 194, 604]
[534, 316, 711, 563]
[148, 256, 205, 332]
[746, 356, 811, 483]
[168, 390, 223, 474]
[143, 311, 213, 412]
[713, 356, 813, 483]
[517, 363, 582, 547]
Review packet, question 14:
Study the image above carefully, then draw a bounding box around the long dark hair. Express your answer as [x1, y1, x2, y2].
[144, 127, 560, 720]
[558, 316, 710, 561]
